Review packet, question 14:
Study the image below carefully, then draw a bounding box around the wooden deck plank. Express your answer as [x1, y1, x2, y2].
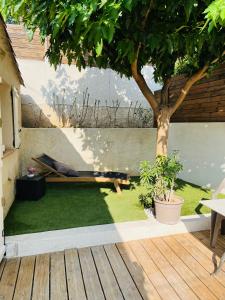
[104, 244, 142, 300]
[92, 245, 123, 300]
[32, 254, 50, 300]
[79, 247, 104, 300]
[213, 231, 225, 250]
[141, 238, 198, 300]
[14, 256, 35, 300]
[193, 231, 225, 257]
[200, 230, 225, 245]
[128, 240, 179, 300]
[175, 233, 225, 287]
[164, 235, 225, 300]
[0, 258, 20, 300]
[196, 229, 225, 252]
[217, 233, 225, 246]
[65, 249, 86, 300]
[193, 230, 210, 243]
[200, 230, 225, 250]
[153, 237, 217, 300]
[192, 231, 222, 256]
[116, 243, 161, 300]
[0, 259, 6, 279]
[50, 252, 68, 300]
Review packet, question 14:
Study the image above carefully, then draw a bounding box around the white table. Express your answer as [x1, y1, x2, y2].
[200, 199, 225, 274]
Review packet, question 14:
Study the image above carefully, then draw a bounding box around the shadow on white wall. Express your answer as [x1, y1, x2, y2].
[21, 63, 156, 128]
[19, 59, 161, 107]
[20, 128, 156, 176]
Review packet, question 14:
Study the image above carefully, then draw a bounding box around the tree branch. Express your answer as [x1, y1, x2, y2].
[141, 0, 154, 29]
[161, 78, 171, 105]
[171, 65, 208, 114]
[131, 0, 158, 113]
[131, 60, 159, 113]
[211, 50, 225, 64]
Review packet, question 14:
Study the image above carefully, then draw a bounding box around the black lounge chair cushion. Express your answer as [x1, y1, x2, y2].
[53, 161, 79, 177]
[37, 154, 129, 180]
[39, 154, 55, 168]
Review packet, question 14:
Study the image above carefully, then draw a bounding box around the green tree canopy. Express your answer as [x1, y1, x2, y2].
[2, 0, 224, 155]
[2, 1, 224, 80]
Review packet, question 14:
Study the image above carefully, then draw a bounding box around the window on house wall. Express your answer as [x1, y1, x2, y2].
[0, 85, 17, 154]
[11, 87, 21, 149]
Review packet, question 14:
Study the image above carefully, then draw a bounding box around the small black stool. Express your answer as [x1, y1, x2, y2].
[16, 175, 46, 201]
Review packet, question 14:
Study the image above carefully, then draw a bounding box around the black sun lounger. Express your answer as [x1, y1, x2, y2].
[32, 154, 130, 193]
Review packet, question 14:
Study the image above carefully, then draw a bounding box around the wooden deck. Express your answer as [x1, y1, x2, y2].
[0, 230, 225, 299]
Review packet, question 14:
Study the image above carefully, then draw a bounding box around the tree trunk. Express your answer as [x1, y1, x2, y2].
[131, 61, 209, 157]
[156, 107, 171, 156]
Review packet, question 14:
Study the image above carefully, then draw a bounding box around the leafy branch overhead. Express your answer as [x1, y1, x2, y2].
[2, 0, 224, 155]
[2, 1, 224, 80]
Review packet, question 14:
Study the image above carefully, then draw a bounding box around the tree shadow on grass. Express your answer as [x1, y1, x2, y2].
[166, 178, 213, 216]
[194, 203, 206, 215]
[175, 178, 210, 193]
[126, 176, 141, 190]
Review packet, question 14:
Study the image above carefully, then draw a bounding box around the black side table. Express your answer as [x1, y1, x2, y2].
[16, 175, 46, 201]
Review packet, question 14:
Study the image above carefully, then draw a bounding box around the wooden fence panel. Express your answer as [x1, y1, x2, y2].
[155, 66, 225, 122]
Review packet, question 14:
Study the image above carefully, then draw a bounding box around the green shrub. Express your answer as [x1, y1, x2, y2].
[139, 154, 183, 207]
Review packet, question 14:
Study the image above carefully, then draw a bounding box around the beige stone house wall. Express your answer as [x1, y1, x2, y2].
[2, 150, 20, 217]
[0, 85, 21, 217]
[0, 18, 23, 224]
[0, 87, 21, 217]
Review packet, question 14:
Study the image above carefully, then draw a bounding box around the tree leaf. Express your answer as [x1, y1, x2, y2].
[96, 38, 103, 56]
[14, 0, 24, 12]
[107, 24, 115, 43]
[208, 21, 215, 32]
[124, 0, 132, 12]
[184, 0, 195, 21]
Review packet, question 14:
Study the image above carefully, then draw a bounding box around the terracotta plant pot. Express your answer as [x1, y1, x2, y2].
[154, 196, 184, 225]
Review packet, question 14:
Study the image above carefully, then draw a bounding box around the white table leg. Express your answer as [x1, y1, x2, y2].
[213, 252, 225, 275]
[210, 211, 223, 248]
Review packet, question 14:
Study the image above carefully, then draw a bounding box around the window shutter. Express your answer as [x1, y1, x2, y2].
[12, 87, 21, 149]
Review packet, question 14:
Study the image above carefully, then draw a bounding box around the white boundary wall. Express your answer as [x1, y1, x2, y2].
[18, 59, 161, 108]
[20, 128, 157, 176]
[21, 123, 225, 188]
[168, 123, 225, 188]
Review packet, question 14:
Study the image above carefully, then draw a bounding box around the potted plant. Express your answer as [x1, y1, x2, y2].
[139, 153, 183, 224]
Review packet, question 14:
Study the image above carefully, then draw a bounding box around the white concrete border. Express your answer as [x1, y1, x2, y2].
[5, 214, 210, 258]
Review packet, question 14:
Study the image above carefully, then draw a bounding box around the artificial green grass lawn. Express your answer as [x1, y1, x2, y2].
[5, 178, 224, 236]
